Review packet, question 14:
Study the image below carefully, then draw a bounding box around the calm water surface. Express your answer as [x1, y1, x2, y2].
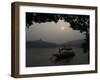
[26, 48, 89, 67]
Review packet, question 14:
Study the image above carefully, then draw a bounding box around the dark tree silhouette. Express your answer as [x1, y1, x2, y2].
[26, 12, 90, 53]
[26, 13, 89, 33]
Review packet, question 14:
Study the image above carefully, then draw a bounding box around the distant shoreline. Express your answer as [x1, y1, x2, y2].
[26, 39, 85, 48]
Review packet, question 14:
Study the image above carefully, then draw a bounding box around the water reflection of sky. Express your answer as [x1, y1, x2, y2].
[26, 20, 85, 44]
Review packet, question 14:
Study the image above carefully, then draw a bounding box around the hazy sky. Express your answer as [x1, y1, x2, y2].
[26, 20, 85, 44]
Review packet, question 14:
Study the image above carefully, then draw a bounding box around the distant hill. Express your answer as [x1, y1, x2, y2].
[26, 39, 85, 48]
[26, 39, 59, 48]
[62, 39, 85, 48]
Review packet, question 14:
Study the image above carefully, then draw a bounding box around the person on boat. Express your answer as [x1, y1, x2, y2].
[59, 48, 61, 55]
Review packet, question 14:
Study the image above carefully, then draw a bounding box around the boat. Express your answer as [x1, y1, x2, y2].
[53, 47, 75, 59]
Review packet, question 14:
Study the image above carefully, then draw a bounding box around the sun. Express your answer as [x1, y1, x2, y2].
[60, 26, 65, 31]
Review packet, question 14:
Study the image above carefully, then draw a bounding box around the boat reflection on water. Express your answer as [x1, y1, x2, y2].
[50, 47, 75, 64]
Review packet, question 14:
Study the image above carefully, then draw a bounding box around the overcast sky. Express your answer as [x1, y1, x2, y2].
[26, 20, 85, 44]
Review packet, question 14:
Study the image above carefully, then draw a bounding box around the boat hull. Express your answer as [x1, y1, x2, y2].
[53, 52, 75, 59]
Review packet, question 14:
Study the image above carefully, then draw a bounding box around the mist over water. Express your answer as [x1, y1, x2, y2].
[26, 20, 85, 44]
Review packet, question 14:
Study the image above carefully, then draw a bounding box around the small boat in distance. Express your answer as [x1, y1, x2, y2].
[53, 47, 75, 59]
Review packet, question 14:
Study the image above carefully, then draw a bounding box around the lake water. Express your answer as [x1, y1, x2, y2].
[26, 47, 89, 67]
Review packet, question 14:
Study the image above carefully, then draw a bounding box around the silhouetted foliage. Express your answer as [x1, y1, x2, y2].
[81, 32, 89, 53]
[26, 13, 89, 33]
